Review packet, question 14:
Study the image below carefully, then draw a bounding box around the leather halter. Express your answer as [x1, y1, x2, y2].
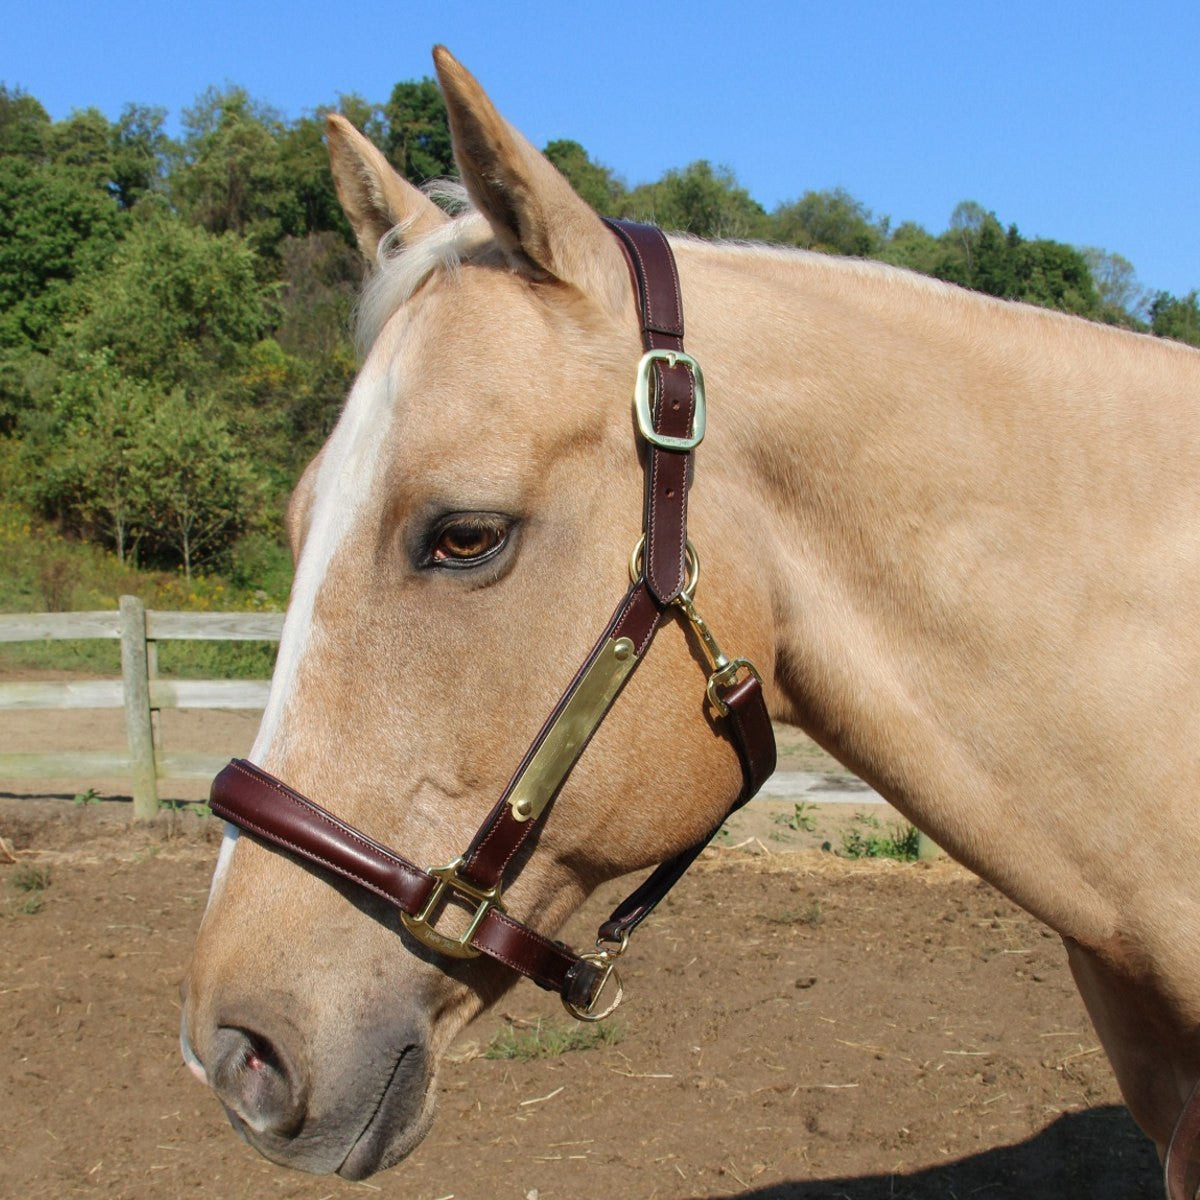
[209, 220, 776, 1020]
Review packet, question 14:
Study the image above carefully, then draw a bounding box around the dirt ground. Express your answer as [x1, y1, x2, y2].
[0, 682, 1164, 1198]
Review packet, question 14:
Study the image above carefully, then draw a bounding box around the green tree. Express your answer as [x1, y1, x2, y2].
[48, 108, 114, 184]
[1080, 247, 1146, 325]
[1015, 237, 1099, 316]
[0, 84, 50, 161]
[624, 160, 765, 239]
[543, 139, 625, 214]
[771, 188, 885, 256]
[1150, 291, 1200, 347]
[383, 78, 454, 183]
[141, 390, 260, 577]
[26, 352, 156, 562]
[174, 86, 297, 256]
[0, 157, 124, 350]
[277, 115, 348, 242]
[879, 221, 942, 274]
[110, 104, 171, 210]
[70, 211, 271, 388]
[931, 208, 1098, 316]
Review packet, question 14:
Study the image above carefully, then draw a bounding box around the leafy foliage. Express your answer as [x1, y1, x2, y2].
[773, 188, 886, 256]
[69, 210, 271, 388]
[624, 160, 766, 239]
[1150, 291, 1200, 347]
[0, 157, 124, 350]
[0, 72, 1193, 600]
[383, 78, 454, 183]
[544, 139, 625, 215]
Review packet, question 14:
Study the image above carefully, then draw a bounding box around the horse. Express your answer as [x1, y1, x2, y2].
[181, 45, 1200, 1194]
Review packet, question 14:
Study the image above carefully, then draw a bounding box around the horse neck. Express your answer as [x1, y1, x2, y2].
[680, 241, 1200, 943]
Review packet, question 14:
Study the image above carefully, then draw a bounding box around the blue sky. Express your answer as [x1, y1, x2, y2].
[5, 1, 1197, 299]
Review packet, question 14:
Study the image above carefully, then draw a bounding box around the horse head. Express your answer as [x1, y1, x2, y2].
[181, 47, 776, 1178]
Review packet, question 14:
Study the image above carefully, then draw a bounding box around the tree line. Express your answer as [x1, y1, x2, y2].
[1, 78, 1196, 580]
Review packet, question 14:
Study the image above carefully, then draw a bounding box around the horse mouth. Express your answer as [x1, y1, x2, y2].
[336, 1042, 432, 1180]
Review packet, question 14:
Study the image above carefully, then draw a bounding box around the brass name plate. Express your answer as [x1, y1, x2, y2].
[507, 637, 637, 823]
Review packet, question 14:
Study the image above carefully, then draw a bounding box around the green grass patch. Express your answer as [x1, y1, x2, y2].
[12, 863, 51, 892]
[831, 812, 922, 861]
[773, 800, 818, 832]
[8, 862, 51, 914]
[483, 1018, 622, 1061]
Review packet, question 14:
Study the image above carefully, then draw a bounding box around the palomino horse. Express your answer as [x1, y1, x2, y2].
[182, 46, 1200, 1194]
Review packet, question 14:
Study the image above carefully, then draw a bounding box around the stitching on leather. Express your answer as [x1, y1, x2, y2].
[226, 762, 422, 881]
[621, 228, 654, 330]
[210, 803, 425, 914]
[467, 809, 523, 882]
[483, 910, 570, 987]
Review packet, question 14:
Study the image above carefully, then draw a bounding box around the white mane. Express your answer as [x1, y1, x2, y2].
[355, 187, 501, 356]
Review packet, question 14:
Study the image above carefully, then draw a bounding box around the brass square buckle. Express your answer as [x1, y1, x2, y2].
[401, 858, 504, 960]
[633, 349, 706, 452]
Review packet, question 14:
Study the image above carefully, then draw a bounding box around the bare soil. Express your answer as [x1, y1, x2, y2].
[0, 680, 1162, 1198]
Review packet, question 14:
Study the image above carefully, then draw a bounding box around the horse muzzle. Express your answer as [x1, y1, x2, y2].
[181, 986, 436, 1177]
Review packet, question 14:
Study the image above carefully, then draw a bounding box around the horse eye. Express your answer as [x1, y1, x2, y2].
[428, 515, 511, 568]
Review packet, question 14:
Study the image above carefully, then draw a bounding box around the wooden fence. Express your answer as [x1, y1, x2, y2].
[0, 596, 282, 821]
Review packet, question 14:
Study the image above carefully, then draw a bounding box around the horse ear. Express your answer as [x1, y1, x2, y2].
[326, 112, 448, 263]
[432, 46, 629, 314]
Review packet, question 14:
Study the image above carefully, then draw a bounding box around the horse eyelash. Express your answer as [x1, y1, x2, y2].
[417, 513, 517, 572]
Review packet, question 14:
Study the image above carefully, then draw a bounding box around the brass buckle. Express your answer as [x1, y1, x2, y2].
[633, 350, 706, 451]
[562, 930, 629, 1022]
[400, 858, 503, 960]
[705, 658, 765, 717]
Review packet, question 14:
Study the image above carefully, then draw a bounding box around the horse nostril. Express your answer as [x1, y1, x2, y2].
[209, 1025, 306, 1138]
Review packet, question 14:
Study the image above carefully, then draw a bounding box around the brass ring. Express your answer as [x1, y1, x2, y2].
[628, 536, 699, 603]
[562, 953, 625, 1022]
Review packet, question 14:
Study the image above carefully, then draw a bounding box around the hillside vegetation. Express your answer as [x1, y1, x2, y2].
[2, 77, 1196, 652]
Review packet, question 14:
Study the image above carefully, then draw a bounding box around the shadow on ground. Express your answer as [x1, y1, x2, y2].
[701, 1106, 1160, 1199]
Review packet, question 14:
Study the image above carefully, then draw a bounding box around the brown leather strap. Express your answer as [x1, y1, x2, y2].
[604, 218, 696, 606]
[1166, 1078, 1200, 1199]
[208, 759, 603, 1001]
[596, 671, 776, 944]
[718, 673, 777, 798]
[459, 582, 661, 892]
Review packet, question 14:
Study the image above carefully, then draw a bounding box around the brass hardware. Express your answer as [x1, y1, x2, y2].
[667, 555, 765, 718]
[400, 858, 503, 959]
[633, 349, 706, 451]
[562, 930, 630, 1021]
[628, 535, 699, 602]
[506, 637, 638, 824]
[705, 657, 765, 716]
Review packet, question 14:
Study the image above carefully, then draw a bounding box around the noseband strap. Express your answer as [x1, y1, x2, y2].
[209, 221, 776, 1018]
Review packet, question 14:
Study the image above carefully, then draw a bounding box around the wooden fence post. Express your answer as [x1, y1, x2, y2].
[119, 595, 158, 820]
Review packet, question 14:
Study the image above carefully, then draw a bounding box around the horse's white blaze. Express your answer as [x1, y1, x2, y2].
[203, 824, 239, 913]
[201, 318, 411, 910]
[251, 328, 406, 767]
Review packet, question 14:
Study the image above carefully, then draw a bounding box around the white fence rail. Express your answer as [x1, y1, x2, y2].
[0, 597, 282, 820]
